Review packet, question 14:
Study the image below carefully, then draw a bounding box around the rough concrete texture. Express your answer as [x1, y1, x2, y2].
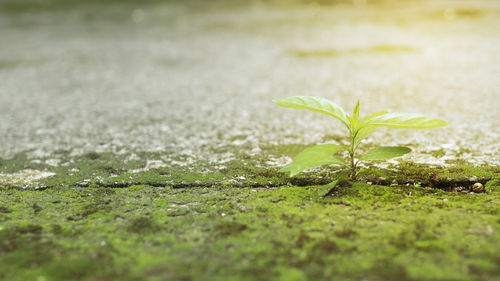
[1, 0, 499, 168]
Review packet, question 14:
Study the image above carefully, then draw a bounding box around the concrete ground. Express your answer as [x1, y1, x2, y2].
[1, 0, 499, 170]
[1, 2, 500, 281]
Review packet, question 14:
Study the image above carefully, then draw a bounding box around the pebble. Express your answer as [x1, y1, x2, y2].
[471, 183, 484, 193]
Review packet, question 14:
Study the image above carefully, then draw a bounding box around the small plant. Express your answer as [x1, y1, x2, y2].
[273, 96, 449, 192]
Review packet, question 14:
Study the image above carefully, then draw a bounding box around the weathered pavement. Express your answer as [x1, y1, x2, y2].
[1, 0, 499, 170]
[0, 1, 499, 281]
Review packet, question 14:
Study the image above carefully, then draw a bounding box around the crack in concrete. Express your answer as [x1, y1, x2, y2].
[2, 177, 493, 192]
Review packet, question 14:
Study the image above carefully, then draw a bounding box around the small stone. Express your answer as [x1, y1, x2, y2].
[443, 198, 448, 202]
[471, 183, 484, 193]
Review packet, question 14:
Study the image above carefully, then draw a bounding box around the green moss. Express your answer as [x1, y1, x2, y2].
[382, 162, 499, 191]
[83, 151, 101, 160]
[289, 49, 341, 57]
[261, 143, 311, 157]
[215, 221, 248, 237]
[454, 8, 484, 17]
[457, 147, 474, 157]
[129, 184, 148, 191]
[0, 0, 161, 14]
[127, 217, 160, 234]
[485, 179, 500, 192]
[0, 181, 499, 281]
[428, 8, 485, 20]
[288, 44, 415, 58]
[1, 149, 499, 280]
[0, 60, 21, 70]
[425, 148, 446, 158]
[2, 148, 498, 194]
[364, 44, 415, 53]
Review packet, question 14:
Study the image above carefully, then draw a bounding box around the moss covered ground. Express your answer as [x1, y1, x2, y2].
[1, 0, 500, 280]
[1, 147, 499, 281]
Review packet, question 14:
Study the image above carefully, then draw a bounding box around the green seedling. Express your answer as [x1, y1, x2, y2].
[273, 96, 449, 194]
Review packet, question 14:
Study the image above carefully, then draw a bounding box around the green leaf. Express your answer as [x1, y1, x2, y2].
[359, 146, 411, 161]
[346, 115, 354, 125]
[359, 110, 388, 123]
[273, 96, 350, 128]
[319, 171, 350, 198]
[349, 99, 360, 129]
[363, 113, 450, 129]
[280, 144, 346, 177]
[352, 126, 376, 148]
[353, 100, 360, 121]
[319, 178, 341, 198]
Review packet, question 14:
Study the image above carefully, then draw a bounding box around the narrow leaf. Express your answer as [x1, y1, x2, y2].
[359, 110, 388, 123]
[319, 178, 341, 198]
[353, 100, 360, 121]
[319, 172, 350, 198]
[359, 146, 411, 161]
[364, 113, 450, 129]
[352, 126, 376, 148]
[280, 144, 346, 177]
[349, 99, 361, 129]
[273, 96, 350, 128]
[347, 116, 354, 125]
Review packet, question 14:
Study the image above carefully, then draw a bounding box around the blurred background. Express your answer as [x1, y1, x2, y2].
[1, 0, 499, 165]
